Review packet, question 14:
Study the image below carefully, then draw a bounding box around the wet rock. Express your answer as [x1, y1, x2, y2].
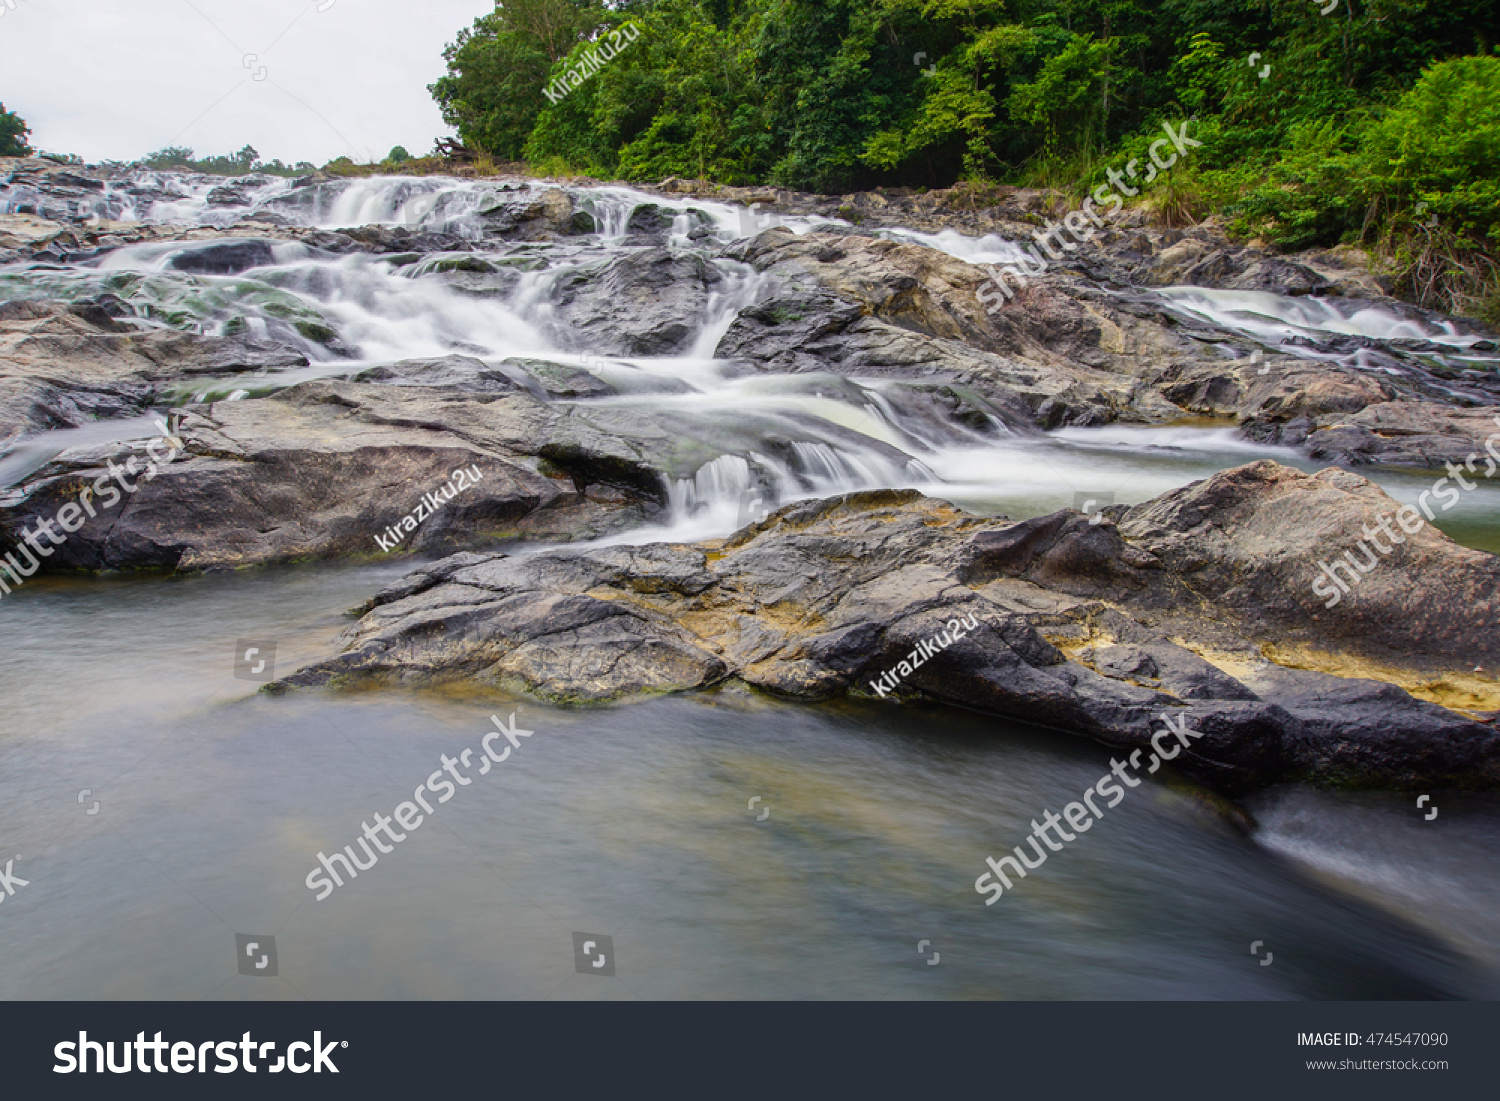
[1134, 239, 1330, 296]
[352, 355, 619, 401]
[206, 185, 249, 207]
[351, 355, 527, 396]
[623, 202, 674, 242]
[49, 171, 105, 192]
[338, 225, 473, 254]
[0, 362, 976, 572]
[0, 306, 307, 445]
[0, 213, 72, 251]
[0, 379, 668, 571]
[478, 187, 593, 241]
[166, 239, 278, 275]
[721, 225, 1498, 464]
[66, 294, 134, 333]
[1109, 461, 1500, 678]
[721, 227, 1204, 426]
[280, 472, 1500, 792]
[1301, 403, 1500, 467]
[503, 358, 617, 399]
[547, 248, 724, 355]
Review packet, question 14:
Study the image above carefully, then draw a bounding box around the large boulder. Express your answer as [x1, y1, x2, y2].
[276, 466, 1500, 793]
[546, 248, 726, 355]
[0, 379, 670, 570]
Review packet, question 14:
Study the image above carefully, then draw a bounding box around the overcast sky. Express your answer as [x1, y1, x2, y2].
[0, 0, 495, 165]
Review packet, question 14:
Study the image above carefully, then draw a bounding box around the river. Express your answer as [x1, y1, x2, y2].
[0, 171, 1496, 999]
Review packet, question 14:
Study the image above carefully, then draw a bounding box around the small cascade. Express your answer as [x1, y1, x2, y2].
[578, 188, 647, 239]
[667, 454, 765, 520]
[689, 260, 770, 359]
[1158, 286, 1499, 357]
[653, 436, 936, 544]
[778, 439, 932, 494]
[877, 227, 1033, 266]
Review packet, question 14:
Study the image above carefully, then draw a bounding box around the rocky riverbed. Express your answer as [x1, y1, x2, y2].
[3, 155, 1498, 798]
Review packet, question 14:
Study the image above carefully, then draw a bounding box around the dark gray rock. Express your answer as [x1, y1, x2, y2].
[166, 239, 278, 275]
[546, 248, 725, 355]
[0, 305, 307, 445]
[0, 378, 669, 571]
[278, 476, 1500, 793]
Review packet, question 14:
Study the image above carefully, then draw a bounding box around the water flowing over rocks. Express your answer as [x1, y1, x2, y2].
[0, 377, 683, 569]
[0, 300, 306, 447]
[3, 159, 1499, 797]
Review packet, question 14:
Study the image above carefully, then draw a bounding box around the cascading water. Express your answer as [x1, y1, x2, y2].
[0, 172, 1019, 531]
[2, 169, 1496, 540]
[1159, 286, 1496, 354]
[877, 226, 1034, 266]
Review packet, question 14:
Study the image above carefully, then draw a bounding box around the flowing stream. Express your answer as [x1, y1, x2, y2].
[1, 171, 1496, 998]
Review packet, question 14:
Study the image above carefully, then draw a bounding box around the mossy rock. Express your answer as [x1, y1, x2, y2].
[430, 256, 497, 274]
[295, 320, 340, 343]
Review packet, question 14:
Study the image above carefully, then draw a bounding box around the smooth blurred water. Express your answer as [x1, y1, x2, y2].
[0, 558, 1495, 1001]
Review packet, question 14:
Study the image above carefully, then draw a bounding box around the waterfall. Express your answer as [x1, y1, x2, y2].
[9, 168, 1495, 543]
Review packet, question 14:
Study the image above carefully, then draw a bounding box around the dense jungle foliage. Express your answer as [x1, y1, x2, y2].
[431, 0, 1500, 315]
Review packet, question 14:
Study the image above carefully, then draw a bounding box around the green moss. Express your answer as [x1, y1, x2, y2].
[430, 256, 498, 274]
[294, 320, 340, 343]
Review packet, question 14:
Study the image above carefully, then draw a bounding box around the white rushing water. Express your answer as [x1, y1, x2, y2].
[2, 169, 1494, 540]
[877, 226, 1033, 266]
[1159, 286, 1497, 354]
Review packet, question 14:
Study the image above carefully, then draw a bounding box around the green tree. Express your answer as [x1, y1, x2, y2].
[140, 145, 287, 176]
[0, 102, 32, 158]
[430, 0, 606, 160]
[431, 0, 1500, 213]
[142, 146, 196, 169]
[1356, 55, 1500, 244]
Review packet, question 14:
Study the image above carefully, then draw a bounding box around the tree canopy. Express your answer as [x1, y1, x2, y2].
[430, 0, 1500, 314]
[0, 102, 32, 158]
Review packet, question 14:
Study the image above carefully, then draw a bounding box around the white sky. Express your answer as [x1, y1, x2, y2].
[0, 0, 496, 165]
